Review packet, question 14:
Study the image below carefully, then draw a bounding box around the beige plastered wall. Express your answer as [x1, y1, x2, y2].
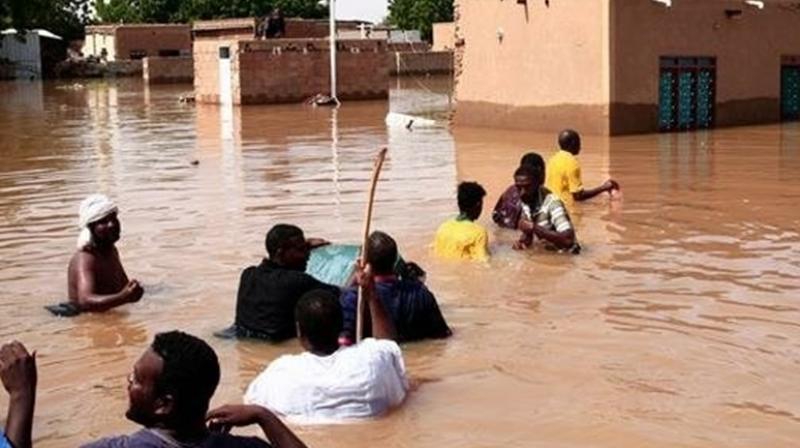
[610, 0, 800, 134]
[432, 22, 455, 51]
[454, 0, 611, 134]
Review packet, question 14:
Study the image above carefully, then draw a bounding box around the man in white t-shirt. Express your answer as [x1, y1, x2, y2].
[244, 264, 408, 423]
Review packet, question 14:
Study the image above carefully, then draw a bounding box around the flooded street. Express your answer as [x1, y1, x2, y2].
[1, 76, 800, 447]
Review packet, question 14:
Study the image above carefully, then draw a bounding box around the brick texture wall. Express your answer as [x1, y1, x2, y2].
[114, 25, 192, 60]
[194, 38, 389, 105]
[143, 56, 193, 84]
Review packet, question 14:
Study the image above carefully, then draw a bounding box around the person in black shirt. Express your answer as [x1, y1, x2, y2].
[233, 224, 340, 341]
[82, 331, 307, 448]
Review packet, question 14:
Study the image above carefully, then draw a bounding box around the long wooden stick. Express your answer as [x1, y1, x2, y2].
[356, 147, 388, 343]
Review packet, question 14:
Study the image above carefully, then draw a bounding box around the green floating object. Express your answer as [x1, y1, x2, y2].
[306, 244, 361, 288]
[306, 244, 408, 288]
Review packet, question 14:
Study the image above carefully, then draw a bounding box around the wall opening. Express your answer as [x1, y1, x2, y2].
[659, 56, 716, 132]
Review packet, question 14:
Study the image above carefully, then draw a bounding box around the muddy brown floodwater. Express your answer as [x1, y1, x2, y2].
[1, 76, 800, 447]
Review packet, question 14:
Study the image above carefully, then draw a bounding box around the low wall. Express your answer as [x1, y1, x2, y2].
[391, 51, 453, 75]
[195, 38, 389, 105]
[143, 56, 193, 84]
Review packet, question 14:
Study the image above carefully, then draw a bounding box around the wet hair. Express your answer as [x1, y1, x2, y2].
[457, 181, 487, 213]
[519, 152, 545, 171]
[265, 224, 304, 258]
[367, 231, 398, 275]
[151, 331, 220, 420]
[558, 129, 581, 152]
[515, 164, 544, 184]
[295, 289, 343, 349]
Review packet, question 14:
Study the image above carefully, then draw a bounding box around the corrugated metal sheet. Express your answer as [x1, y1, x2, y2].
[0, 32, 42, 79]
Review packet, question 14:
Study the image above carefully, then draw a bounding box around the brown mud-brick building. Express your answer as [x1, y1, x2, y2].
[453, 0, 800, 135]
[193, 19, 390, 105]
[83, 24, 192, 61]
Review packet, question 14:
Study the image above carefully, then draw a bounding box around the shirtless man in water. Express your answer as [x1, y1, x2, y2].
[68, 194, 143, 312]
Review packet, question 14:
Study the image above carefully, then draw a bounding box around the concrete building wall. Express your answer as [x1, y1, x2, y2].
[610, 0, 800, 134]
[143, 56, 193, 84]
[432, 22, 455, 51]
[194, 38, 239, 104]
[84, 33, 117, 61]
[115, 25, 191, 60]
[453, 0, 611, 134]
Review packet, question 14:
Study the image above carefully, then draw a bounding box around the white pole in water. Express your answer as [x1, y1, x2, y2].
[329, 0, 339, 104]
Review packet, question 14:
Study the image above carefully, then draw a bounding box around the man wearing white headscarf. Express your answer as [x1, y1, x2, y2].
[67, 194, 143, 312]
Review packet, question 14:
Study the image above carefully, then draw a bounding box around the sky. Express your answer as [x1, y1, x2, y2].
[336, 0, 389, 24]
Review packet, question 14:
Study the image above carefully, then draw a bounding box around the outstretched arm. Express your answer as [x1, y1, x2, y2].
[573, 179, 619, 202]
[1, 341, 37, 448]
[207, 404, 308, 448]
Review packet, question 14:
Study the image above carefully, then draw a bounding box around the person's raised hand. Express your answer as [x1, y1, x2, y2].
[125, 280, 144, 302]
[0, 341, 37, 399]
[603, 179, 620, 192]
[207, 404, 268, 434]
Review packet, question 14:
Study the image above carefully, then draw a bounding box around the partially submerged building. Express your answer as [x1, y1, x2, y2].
[0, 29, 64, 79]
[453, 0, 800, 134]
[83, 24, 192, 61]
[192, 19, 389, 105]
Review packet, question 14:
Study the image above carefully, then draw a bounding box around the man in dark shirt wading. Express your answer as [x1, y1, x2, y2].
[233, 224, 339, 341]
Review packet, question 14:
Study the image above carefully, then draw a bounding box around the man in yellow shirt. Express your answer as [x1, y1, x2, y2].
[434, 182, 489, 262]
[545, 129, 619, 207]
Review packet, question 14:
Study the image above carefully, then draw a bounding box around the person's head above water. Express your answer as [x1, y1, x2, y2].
[265, 224, 309, 271]
[514, 164, 544, 204]
[367, 231, 397, 276]
[126, 331, 220, 431]
[77, 194, 120, 249]
[457, 181, 487, 221]
[295, 289, 342, 355]
[519, 152, 545, 171]
[558, 129, 581, 155]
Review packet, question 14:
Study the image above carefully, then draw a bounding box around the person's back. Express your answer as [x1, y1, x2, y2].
[234, 224, 338, 341]
[341, 232, 451, 343]
[545, 129, 619, 207]
[434, 181, 489, 262]
[245, 279, 408, 423]
[245, 337, 406, 422]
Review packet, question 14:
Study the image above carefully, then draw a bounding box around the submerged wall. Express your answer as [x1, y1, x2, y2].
[453, 0, 610, 134]
[194, 38, 389, 105]
[143, 56, 193, 84]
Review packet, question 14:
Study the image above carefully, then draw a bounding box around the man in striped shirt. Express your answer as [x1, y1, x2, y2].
[512, 165, 580, 254]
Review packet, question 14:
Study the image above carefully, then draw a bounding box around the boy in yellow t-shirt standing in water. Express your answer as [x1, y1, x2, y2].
[545, 129, 620, 208]
[434, 182, 490, 262]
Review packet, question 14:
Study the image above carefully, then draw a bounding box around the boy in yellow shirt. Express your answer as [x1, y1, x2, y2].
[545, 129, 620, 208]
[434, 182, 489, 262]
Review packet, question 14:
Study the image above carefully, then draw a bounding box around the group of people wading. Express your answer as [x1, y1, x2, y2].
[1, 129, 619, 447]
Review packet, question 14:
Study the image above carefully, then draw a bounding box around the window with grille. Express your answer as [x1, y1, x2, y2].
[659, 57, 716, 132]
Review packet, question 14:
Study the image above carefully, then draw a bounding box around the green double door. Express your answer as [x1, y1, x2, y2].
[782, 65, 800, 121]
[659, 57, 716, 132]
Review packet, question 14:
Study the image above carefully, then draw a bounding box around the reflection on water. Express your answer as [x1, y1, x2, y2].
[1, 76, 800, 447]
